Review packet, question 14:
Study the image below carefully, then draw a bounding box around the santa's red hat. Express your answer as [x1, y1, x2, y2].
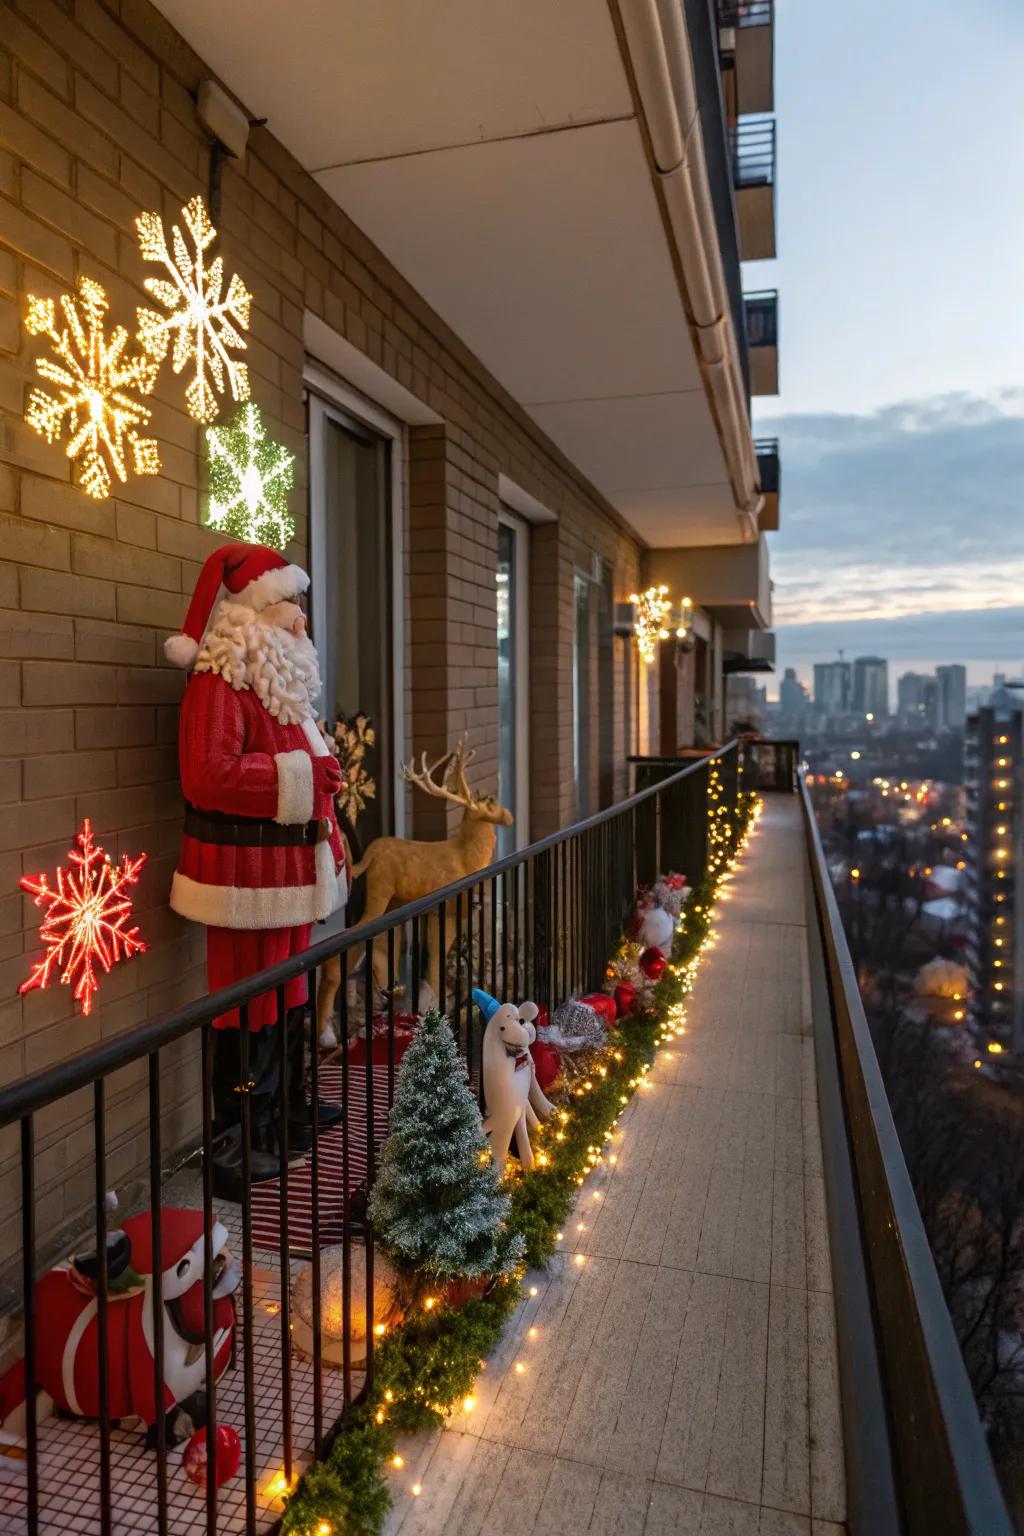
[165, 543, 310, 668]
[121, 1208, 229, 1298]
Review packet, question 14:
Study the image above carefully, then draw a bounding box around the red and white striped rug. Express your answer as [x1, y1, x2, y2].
[251, 1062, 393, 1255]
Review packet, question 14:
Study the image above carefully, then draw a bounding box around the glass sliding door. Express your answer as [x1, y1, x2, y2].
[309, 393, 399, 853]
[573, 573, 592, 821]
[597, 560, 614, 808]
[496, 510, 529, 855]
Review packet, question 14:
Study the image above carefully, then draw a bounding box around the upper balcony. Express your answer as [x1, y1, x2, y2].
[731, 117, 777, 260]
[745, 289, 780, 396]
[650, 531, 773, 629]
[717, 0, 775, 115]
[755, 437, 780, 529]
[0, 750, 1012, 1535]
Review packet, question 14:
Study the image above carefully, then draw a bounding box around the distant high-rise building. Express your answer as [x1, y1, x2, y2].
[813, 660, 851, 717]
[897, 671, 930, 723]
[852, 656, 889, 718]
[779, 666, 809, 719]
[964, 704, 1024, 1057]
[936, 664, 967, 732]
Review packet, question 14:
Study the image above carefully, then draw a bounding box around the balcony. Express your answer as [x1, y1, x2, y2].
[731, 117, 777, 260]
[722, 627, 776, 672]
[717, 0, 775, 115]
[755, 437, 780, 530]
[745, 290, 780, 396]
[0, 751, 1012, 1534]
[650, 537, 772, 629]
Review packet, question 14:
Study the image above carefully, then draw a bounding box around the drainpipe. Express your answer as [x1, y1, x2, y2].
[617, 0, 762, 540]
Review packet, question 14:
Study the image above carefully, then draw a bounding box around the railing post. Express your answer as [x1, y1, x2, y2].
[533, 848, 551, 1016]
[675, 760, 711, 884]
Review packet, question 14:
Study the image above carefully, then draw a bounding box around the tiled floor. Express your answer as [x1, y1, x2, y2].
[1, 1194, 360, 1535]
[379, 798, 847, 1536]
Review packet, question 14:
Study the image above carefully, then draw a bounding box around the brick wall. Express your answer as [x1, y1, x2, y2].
[0, 0, 649, 1288]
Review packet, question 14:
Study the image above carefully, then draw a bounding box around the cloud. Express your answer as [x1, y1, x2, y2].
[759, 391, 1024, 626]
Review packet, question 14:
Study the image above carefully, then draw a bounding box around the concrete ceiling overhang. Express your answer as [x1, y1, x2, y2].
[155, 0, 748, 546]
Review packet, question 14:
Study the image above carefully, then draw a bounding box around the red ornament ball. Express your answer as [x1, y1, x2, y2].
[639, 947, 667, 981]
[183, 1425, 241, 1488]
[614, 982, 639, 1018]
[579, 992, 618, 1029]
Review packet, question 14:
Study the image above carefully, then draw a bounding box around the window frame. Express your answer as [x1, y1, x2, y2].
[306, 369, 408, 834]
[497, 505, 531, 848]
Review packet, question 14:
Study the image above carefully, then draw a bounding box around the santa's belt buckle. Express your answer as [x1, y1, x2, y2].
[315, 817, 332, 844]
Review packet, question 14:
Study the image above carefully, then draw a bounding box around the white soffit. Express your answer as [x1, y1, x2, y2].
[319, 121, 698, 406]
[154, 0, 633, 168]
[154, 0, 739, 546]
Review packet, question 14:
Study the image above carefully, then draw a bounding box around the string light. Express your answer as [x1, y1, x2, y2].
[19, 819, 147, 1016]
[135, 193, 252, 421]
[205, 401, 295, 550]
[24, 276, 160, 498]
[629, 585, 673, 664]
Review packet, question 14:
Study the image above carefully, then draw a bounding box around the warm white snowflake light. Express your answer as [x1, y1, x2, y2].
[135, 193, 252, 423]
[24, 276, 161, 499]
[20, 819, 148, 1016]
[629, 585, 673, 664]
[204, 402, 295, 550]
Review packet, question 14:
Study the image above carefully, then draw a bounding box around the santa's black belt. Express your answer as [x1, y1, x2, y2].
[183, 805, 332, 847]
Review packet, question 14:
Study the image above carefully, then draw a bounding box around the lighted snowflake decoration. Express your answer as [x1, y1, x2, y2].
[20, 819, 148, 1017]
[629, 585, 673, 664]
[135, 193, 252, 423]
[204, 402, 295, 550]
[24, 276, 161, 500]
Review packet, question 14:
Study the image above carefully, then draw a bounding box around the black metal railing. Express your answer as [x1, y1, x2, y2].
[0, 742, 746, 1536]
[729, 115, 775, 187]
[754, 436, 779, 494]
[744, 288, 778, 348]
[800, 772, 1013, 1535]
[717, 0, 773, 27]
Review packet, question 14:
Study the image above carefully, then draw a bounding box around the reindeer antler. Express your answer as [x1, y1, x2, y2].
[401, 744, 478, 808]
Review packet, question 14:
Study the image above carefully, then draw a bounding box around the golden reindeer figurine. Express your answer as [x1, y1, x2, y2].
[316, 742, 512, 1042]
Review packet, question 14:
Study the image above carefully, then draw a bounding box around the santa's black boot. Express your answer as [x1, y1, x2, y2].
[286, 1005, 343, 1150]
[209, 1029, 280, 1199]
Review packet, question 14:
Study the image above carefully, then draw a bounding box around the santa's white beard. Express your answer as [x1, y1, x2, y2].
[194, 601, 322, 725]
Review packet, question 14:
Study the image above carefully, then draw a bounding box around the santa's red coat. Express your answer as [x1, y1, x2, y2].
[170, 672, 348, 1027]
[171, 671, 347, 929]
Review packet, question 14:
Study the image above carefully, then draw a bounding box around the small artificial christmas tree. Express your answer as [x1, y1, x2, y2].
[368, 1010, 523, 1283]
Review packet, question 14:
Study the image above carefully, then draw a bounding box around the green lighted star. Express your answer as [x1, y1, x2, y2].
[204, 402, 295, 551]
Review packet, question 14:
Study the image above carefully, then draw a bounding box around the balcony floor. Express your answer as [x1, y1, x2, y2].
[383, 798, 847, 1535]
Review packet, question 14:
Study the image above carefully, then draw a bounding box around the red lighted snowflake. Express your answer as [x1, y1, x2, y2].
[20, 819, 148, 1016]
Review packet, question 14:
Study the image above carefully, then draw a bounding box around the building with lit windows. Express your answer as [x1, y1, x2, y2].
[964, 704, 1024, 1057]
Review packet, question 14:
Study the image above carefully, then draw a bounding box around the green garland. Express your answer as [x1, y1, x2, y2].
[281, 793, 759, 1535]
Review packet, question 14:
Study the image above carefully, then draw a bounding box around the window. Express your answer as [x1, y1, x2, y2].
[309, 389, 403, 845]
[573, 573, 591, 820]
[597, 560, 614, 807]
[496, 510, 530, 854]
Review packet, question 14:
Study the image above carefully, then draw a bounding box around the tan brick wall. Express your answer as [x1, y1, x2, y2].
[0, 0, 648, 1279]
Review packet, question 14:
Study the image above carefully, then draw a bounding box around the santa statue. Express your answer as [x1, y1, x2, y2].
[34, 1208, 239, 1444]
[165, 543, 348, 1196]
